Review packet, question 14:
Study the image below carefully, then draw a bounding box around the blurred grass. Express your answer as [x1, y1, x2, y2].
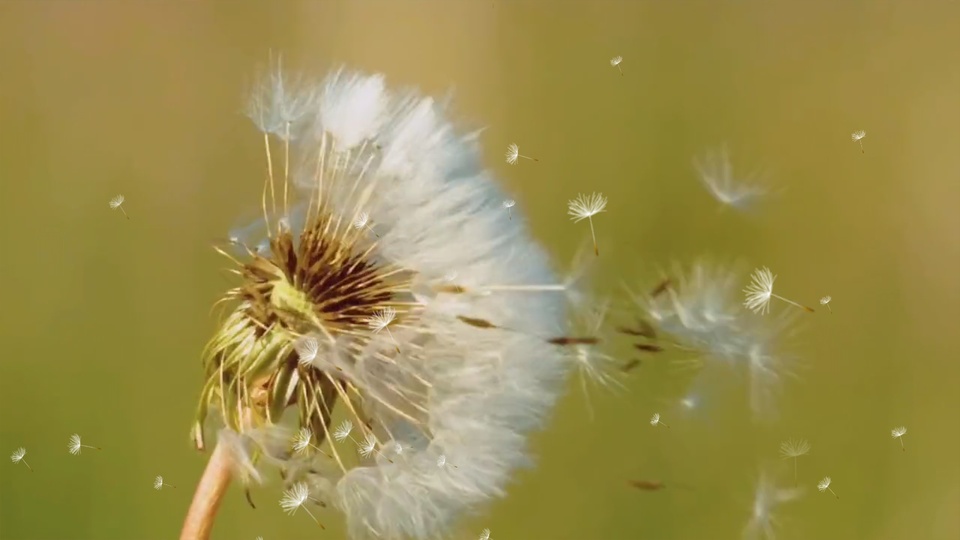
[1, 1, 958, 539]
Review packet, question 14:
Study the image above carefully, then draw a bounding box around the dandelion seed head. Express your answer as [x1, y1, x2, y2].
[154, 476, 165, 490]
[891, 426, 907, 438]
[194, 65, 572, 540]
[650, 413, 661, 426]
[501, 199, 515, 209]
[820, 296, 831, 306]
[479, 528, 491, 540]
[610, 56, 623, 67]
[851, 130, 866, 142]
[109, 195, 125, 209]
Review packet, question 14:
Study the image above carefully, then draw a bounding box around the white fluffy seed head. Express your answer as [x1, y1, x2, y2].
[216, 65, 573, 540]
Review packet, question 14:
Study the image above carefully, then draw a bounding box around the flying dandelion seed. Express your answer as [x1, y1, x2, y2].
[67, 434, 101, 456]
[501, 199, 516, 220]
[851, 130, 866, 153]
[479, 528, 492, 540]
[293, 335, 320, 367]
[817, 476, 838, 499]
[610, 55, 623, 75]
[352, 211, 380, 238]
[184, 63, 574, 540]
[631, 261, 804, 423]
[743, 267, 814, 315]
[505, 143, 538, 164]
[650, 413, 670, 428]
[779, 438, 810, 486]
[280, 482, 324, 528]
[10, 447, 32, 471]
[109, 194, 129, 219]
[819, 296, 832, 313]
[567, 298, 622, 421]
[694, 147, 769, 212]
[154, 475, 175, 490]
[891, 426, 907, 451]
[568, 192, 607, 257]
[291, 427, 330, 458]
[743, 468, 804, 540]
[366, 306, 400, 351]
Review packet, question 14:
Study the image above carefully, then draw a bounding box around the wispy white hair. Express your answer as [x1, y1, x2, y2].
[240, 65, 573, 539]
[635, 261, 801, 422]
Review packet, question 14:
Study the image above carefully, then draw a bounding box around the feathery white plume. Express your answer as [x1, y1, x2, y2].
[743, 468, 804, 540]
[694, 148, 768, 212]
[67, 434, 101, 456]
[10, 447, 32, 471]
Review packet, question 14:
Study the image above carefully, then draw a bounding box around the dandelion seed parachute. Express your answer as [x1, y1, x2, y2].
[191, 65, 573, 539]
[632, 261, 802, 423]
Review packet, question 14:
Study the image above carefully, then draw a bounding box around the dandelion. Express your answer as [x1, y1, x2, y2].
[650, 413, 670, 428]
[505, 143, 538, 164]
[694, 147, 768, 212]
[819, 296, 832, 313]
[280, 482, 324, 528]
[743, 468, 804, 540]
[501, 199, 516, 220]
[817, 476, 838, 499]
[109, 194, 129, 219]
[184, 65, 573, 540]
[568, 192, 607, 256]
[154, 475, 176, 490]
[851, 130, 866, 153]
[779, 438, 810, 485]
[743, 267, 814, 315]
[479, 528, 492, 540]
[352, 211, 380, 238]
[10, 447, 32, 471]
[891, 426, 907, 451]
[610, 55, 623, 75]
[67, 434, 101, 456]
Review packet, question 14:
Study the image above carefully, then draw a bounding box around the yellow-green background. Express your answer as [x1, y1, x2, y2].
[1, 1, 958, 539]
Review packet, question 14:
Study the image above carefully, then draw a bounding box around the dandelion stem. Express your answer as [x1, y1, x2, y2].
[588, 217, 599, 256]
[180, 441, 233, 540]
[793, 457, 798, 486]
[23, 460, 32, 472]
[829, 487, 839, 499]
[521, 154, 539, 162]
[772, 294, 814, 313]
[120, 207, 129, 219]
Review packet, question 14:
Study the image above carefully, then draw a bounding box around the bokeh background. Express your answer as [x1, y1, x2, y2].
[1, 1, 958, 539]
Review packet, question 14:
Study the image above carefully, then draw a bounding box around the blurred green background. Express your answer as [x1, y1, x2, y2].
[1, 1, 958, 539]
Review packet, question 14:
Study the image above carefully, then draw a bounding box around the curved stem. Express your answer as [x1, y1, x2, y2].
[180, 441, 233, 540]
